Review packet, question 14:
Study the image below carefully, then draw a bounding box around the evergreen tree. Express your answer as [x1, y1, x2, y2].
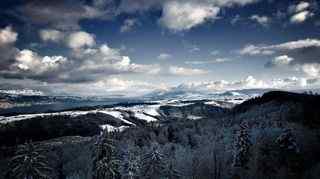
[8, 141, 52, 179]
[120, 150, 141, 179]
[233, 122, 252, 169]
[276, 128, 302, 178]
[93, 129, 120, 179]
[141, 143, 167, 179]
[165, 160, 181, 179]
[276, 128, 299, 153]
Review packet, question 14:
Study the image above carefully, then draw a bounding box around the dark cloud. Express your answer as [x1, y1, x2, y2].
[287, 46, 320, 65]
[15, 0, 117, 30]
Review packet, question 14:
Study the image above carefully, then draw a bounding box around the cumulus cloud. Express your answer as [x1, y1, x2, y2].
[157, 53, 172, 60]
[0, 26, 17, 45]
[240, 39, 320, 77]
[301, 63, 320, 77]
[169, 66, 208, 76]
[265, 55, 294, 68]
[66, 31, 96, 49]
[288, 1, 314, 24]
[175, 76, 267, 91]
[65, 43, 161, 82]
[174, 75, 313, 92]
[290, 11, 314, 24]
[1, 29, 161, 84]
[0, 26, 19, 70]
[288, 1, 310, 14]
[250, 15, 270, 26]
[39, 30, 96, 50]
[0, 47, 69, 83]
[159, 1, 220, 31]
[39, 29, 64, 42]
[13, 49, 67, 75]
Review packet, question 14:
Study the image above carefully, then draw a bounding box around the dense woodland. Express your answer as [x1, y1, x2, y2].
[1, 91, 320, 179]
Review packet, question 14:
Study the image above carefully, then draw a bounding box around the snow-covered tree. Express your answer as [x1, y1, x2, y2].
[165, 160, 181, 179]
[141, 143, 167, 179]
[96, 157, 119, 179]
[233, 122, 252, 169]
[93, 129, 120, 179]
[120, 150, 141, 179]
[8, 142, 52, 179]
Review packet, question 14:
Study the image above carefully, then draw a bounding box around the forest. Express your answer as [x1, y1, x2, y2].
[1, 91, 320, 179]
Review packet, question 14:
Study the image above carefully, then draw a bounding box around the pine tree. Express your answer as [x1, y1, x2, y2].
[8, 141, 52, 179]
[276, 128, 299, 153]
[233, 122, 252, 169]
[276, 128, 302, 178]
[93, 129, 120, 179]
[120, 150, 141, 179]
[165, 160, 181, 179]
[141, 143, 167, 179]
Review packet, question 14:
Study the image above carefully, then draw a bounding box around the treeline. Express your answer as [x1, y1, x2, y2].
[3, 91, 320, 178]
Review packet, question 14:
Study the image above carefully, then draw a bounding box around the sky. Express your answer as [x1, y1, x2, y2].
[0, 0, 320, 97]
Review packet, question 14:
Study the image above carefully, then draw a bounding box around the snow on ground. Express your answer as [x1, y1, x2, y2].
[225, 99, 246, 104]
[134, 112, 157, 122]
[97, 109, 135, 125]
[0, 111, 91, 124]
[166, 103, 194, 107]
[100, 124, 129, 133]
[204, 101, 221, 106]
[0, 104, 162, 124]
[114, 104, 160, 122]
[187, 115, 202, 120]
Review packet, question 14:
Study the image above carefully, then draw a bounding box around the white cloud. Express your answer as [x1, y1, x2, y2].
[39, 76, 169, 97]
[0, 26, 18, 68]
[301, 63, 320, 77]
[70, 44, 160, 81]
[96, 77, 167, 93]
[239, 44, 274, 56]
[13, 49, 67, 74]
[159, 1, 220, 31]
[290, 10, 313, 24]
[174, 75, 311, 92]
[0, 26, 17, 45]
[288, 2, 313, 24]
[66, 31, 96, 49]
[120, 18, 139, 33]
[39, 29, 64, 42]
[250, 15, 270, 26]
[265, 55, 294, 67]
[174, 76, 267, 91]
[288, 1, 310, 13]
[185, 58, 232, 65]
[169, 66, 208, 76]
[157, 53, 172, 60]
[239, 39, 320, 56]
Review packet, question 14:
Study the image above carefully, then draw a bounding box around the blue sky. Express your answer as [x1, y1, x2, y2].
[0, 0, 320, 96]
